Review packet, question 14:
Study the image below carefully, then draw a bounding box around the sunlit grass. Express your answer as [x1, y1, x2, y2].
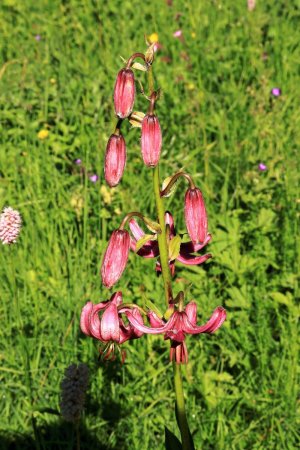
[0, 0, 298, 449]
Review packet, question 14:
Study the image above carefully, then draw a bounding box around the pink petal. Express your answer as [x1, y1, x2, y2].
[80, 302, 94, 336]
[165, 211, 175, 238]
[177, 252, 212, 266]
[100, 301, 120, 342]
[148, 310, 165, 327]
[184, 306, 226, 334]
[129, 219, 146, 240]
[89, 303, 106, 339]
[180, 234, 212, 253]
[126, 310, 176, 335]
[185, 302, 197, 325]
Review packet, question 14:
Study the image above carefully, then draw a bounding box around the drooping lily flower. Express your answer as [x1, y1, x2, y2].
[80, 292, 144, 361]
[101, 229, 131, 288]
[125, 302, 226, 363]
[129, 211, 211, 275]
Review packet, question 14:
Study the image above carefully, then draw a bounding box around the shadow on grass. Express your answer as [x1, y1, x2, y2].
[0, 420, 121, 450]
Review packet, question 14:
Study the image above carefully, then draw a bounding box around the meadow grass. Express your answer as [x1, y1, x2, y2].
[0, 0, 299, 449]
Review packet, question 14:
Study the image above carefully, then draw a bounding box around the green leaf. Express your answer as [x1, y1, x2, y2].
[145, 299, 163, 318]
[135, 234, 156, 252]
[161, 175, 178, 197]
[169, 235, 181, 261]
[143, 217, 161, 233]
[164, 427, 182, 450]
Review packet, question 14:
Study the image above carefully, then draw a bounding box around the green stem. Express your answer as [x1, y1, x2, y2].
[149, 62, 192, 450]
[153, 166, 192, 449]
[173, 363, 193, 450]
[153, 165, 172, 306]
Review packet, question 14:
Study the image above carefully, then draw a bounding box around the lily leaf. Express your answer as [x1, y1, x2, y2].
[168, 235, 181, 261]
[135, 234, 156, 252]
[144, 217, 162, 233]
[165, 426, 182, 450]
[132, 62, 148, 72]
[161, 175, 178, 197]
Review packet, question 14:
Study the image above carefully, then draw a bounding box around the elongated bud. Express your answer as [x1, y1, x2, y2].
[101, 230, 130, 288]
[114, 69, 135, 118]
[184, 188, 208, 244]
[104, 134, 126, 187]
[141, 114, 162, 167]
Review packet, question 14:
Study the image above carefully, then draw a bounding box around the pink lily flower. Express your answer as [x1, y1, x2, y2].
[101, 229, 131, 288]
[80, 292, 144, 361]
[125, 302, 226, 363]
[129, 211, 212, 275]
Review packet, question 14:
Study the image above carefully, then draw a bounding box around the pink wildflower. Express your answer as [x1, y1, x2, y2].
[173, 30, 182, 38]
[0, 207, 22, 245]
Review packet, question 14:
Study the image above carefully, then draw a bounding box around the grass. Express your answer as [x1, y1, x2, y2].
[0, 0, 299, 449]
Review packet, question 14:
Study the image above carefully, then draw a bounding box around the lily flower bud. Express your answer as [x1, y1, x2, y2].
[104, 134, 126, 187]
[184, 188, 208, 244]
[141, 114, 162, 167]
[114, 69, 135, 118]
[101, 230, 130, 288]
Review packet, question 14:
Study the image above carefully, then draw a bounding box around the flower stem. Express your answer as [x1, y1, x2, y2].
[153, 166, 192, 449]
[153, 165, 172, 306]
[149, 62, 192, 450]
[173, 363, 193, 450]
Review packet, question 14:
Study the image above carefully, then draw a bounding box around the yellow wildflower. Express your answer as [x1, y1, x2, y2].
[191, 32, 196, 39]
[100, 185, 113, 205]
[148, 33, 159, 44]
[37, 129, 49, 140]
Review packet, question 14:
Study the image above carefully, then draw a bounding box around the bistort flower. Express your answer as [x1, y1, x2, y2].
[0, 207, 22, 245]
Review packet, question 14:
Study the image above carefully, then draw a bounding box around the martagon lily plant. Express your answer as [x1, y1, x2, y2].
[80, 40, 226, 449]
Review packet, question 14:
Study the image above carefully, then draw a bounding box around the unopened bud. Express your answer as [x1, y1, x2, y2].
[114, 69, 135, 118]
[101, 230, 130, 288]
[104, 134, 126, 187]
[184, 188, 208, 244]
[141, 114, 162, 167]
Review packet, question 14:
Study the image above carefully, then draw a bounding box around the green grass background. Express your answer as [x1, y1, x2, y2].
[0, 0, 299, 448]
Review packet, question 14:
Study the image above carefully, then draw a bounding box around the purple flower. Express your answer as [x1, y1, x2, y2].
[271, 88, 281, 97]
[74, 158, 82, 165]
[35, 34, 41, 41]
[89, 174, 99, 183]
[258, 163, 267, 171]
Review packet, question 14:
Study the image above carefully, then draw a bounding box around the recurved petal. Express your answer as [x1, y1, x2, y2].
[177, 252, 212, 266]
[180, 234, 212, 254]
[185, 302, 197, 325]
[80, 302, 94, 336]
[89, 303, 107, 339]
[100, 301, 120, 342]
[184, 306, 226, 334]
[129, 219, 145, 241]
[125, 310, 174, 335]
